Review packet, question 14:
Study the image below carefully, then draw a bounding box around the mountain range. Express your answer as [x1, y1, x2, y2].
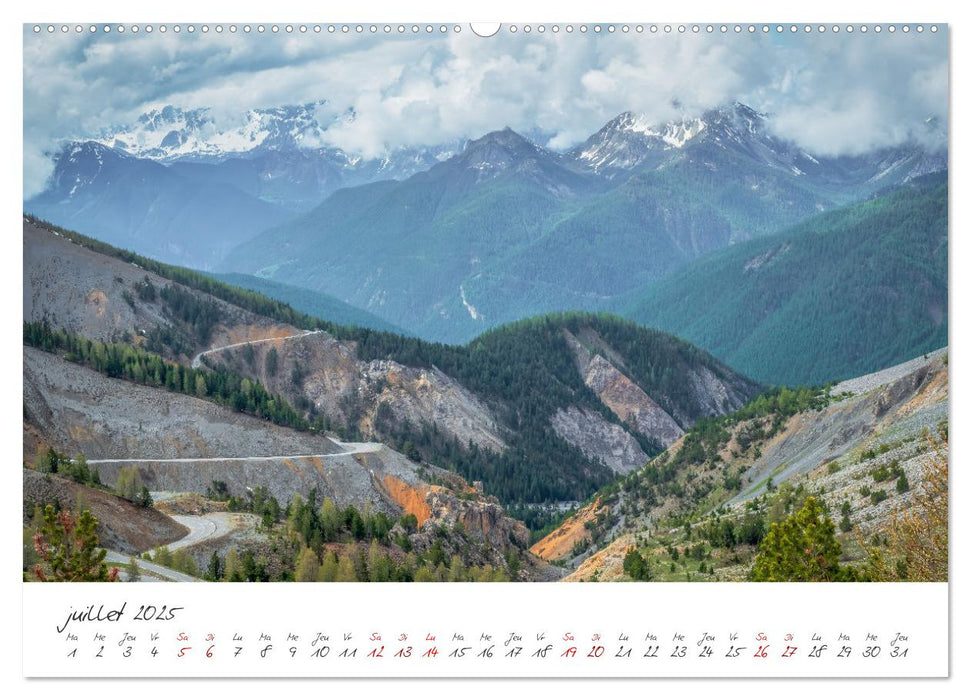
[25, 101, 947, 386]
[221, 103, 945, 352]
[25, 103, 460, 267]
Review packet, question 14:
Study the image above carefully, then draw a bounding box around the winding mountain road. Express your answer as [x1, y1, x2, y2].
[105, 549, 200, 582]
[190, 329, 322, 369]
[86, 442, 383, 466]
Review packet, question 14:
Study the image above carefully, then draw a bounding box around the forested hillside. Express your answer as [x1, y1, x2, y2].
[621, 173, 947, 386]
[210, 272, 407, 335]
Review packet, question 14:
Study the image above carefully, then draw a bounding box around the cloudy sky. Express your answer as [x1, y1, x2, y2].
[22, 25, 948, 196]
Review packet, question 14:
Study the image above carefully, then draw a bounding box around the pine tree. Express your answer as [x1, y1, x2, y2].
[32, 507, 119, 582]
[622, 548, 653, 581]
[751, 497, 855, 581]
[206, 551, 223, 581]
[127, 555, 141, 582]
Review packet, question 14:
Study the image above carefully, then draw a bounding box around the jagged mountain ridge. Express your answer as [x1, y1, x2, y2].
[571, 102, 945, 189]
[81, 101, 461, 208]
[222, 102, 945, 343]
[30, 100, 944, 285]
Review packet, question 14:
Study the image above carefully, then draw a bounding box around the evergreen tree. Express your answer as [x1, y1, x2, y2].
[127, 555, 141, 582]
[265, 347, 279, 377]
[206, 551, 223, 581]
[622, 548, 653, 581]
[32, 507, 119, 582]
[751, 497, 855, 581]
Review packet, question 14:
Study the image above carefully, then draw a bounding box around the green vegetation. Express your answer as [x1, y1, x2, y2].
[29, 506, 118, 582]
[364, 313, 756, 508]
[622, 174, 948, 386]
[25, 215, 343, 339]
[146, 546, 200, 578]
[202, 488, 517, 583]
[127, 556, 141, 582]
[751, 497, 858, 582]
[622, 548, 653, 581]
[616, 384, 833, 523]
[220, 117, 871, 345]
[865, 425, 948, 582]
[31, 446, 102, 489]
[144, 283, 223, 356]
[115, 465, 153, 508]
[24, 218, 758, 530]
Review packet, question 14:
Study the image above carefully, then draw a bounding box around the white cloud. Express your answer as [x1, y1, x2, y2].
[22, 27, 948, 197]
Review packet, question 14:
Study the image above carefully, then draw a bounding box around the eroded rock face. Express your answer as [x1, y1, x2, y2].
[584, 354, 684, 446]
[685, 365, 751, 422]
[551, 406, 647, 475]
[529, 497, 607, 562]
[563, 329, 684, 446]
[425, 488, 529, 550]
[361, 359, 507, 452]
[205, 331, 507, 454]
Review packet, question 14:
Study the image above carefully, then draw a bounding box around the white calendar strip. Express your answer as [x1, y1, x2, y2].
[23, 582, 947, 677]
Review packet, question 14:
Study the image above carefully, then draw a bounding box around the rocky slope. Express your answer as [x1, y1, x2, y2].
[23, 219, 294, 358]
[535, 350, 948, 581]
[24, 347, 546, 578]
[23, 470, 188, 554]
[24, 218, 759, 526]
[563, 328, 684, 447]
[204, 331, 508, 454]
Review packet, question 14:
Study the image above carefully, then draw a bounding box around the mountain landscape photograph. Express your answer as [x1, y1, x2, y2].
[23, 24, 948, 585]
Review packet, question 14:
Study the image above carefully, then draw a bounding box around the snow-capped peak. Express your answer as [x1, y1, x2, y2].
[96, 102, 331, 161]
[615, 112, 707, 148]
[572, 111, 709, 173]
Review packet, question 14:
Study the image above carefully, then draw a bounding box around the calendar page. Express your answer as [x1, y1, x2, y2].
[17, 0, 953, 685]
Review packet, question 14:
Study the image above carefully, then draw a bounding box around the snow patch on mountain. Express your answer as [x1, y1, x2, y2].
[460, 286, 484, 321]
[573, 111, 707, 173]
[624, 114, 707, 148]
